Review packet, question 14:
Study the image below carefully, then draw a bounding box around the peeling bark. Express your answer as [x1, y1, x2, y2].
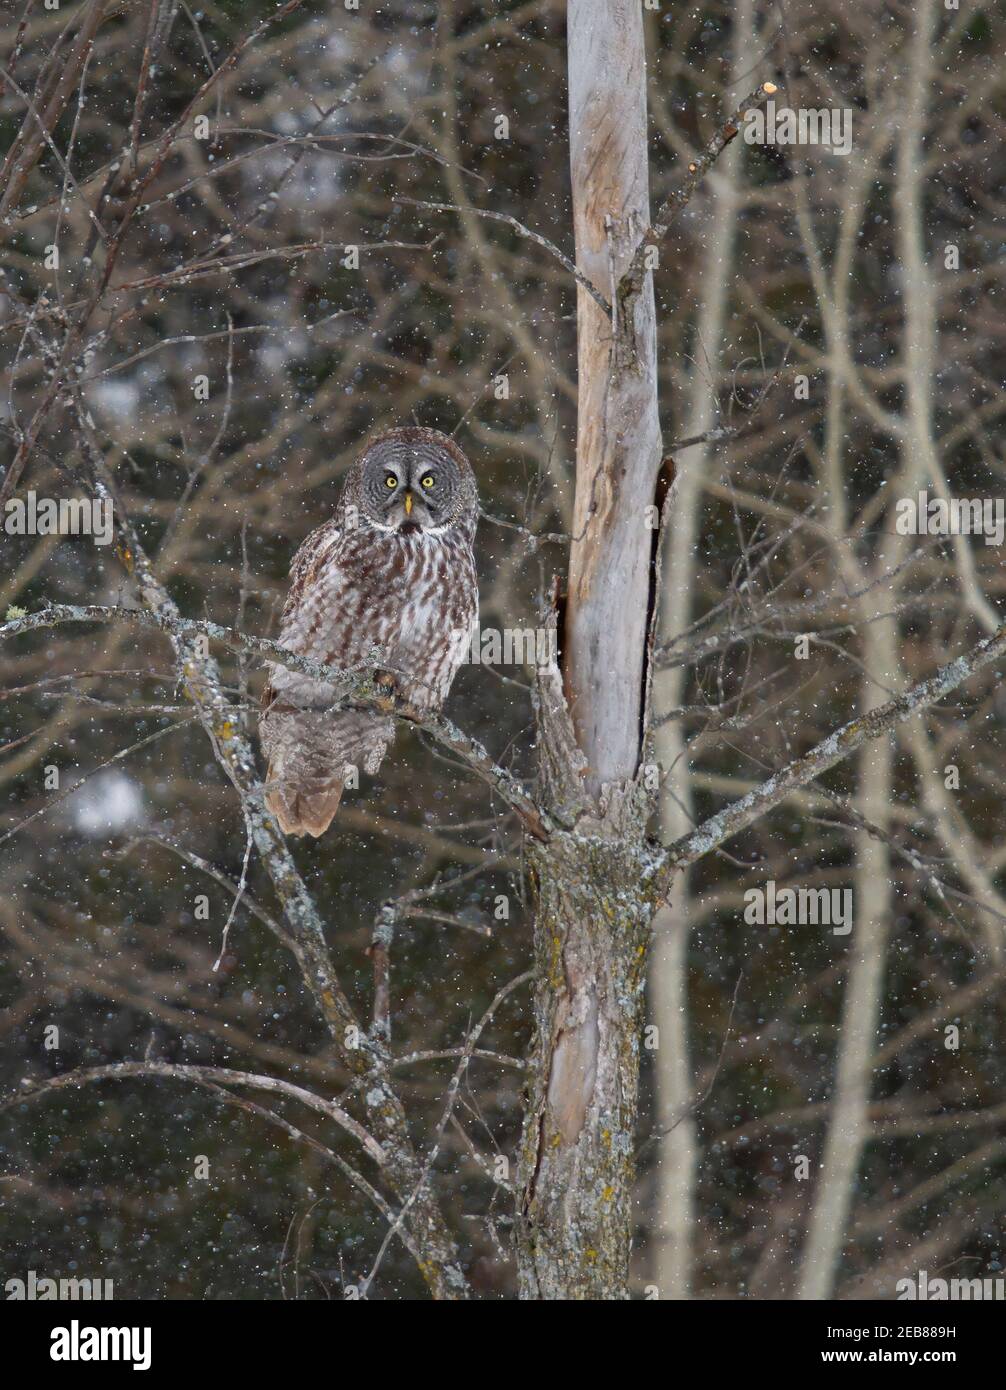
[563, 0, 663, 792]
[510, 0, 665, 1298]
[517, 797, 656, 1299]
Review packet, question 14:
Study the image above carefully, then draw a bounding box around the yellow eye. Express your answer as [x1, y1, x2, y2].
[385, 474, 398, 488]
[420, 474, 435, 489]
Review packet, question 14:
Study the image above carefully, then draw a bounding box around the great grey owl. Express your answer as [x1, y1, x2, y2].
[260, 427, 479, 837]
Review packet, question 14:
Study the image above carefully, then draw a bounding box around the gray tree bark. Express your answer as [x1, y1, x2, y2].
[514, 0, 663, 1299]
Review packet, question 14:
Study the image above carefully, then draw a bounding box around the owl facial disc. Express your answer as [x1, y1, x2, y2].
[355, 428, 473, 534]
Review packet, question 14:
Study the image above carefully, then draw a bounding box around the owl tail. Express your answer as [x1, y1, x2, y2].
[264, 763, 344, 838]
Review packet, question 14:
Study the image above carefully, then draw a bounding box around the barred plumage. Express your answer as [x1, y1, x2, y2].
[260, 427, 479, 837]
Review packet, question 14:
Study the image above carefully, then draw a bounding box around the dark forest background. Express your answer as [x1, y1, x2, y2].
[1, 0, 1004, 1299]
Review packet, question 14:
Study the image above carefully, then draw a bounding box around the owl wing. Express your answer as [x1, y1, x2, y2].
[260, 519, 395, 836]
[263, 519, 374, 700]
[285, 518, 345, 616]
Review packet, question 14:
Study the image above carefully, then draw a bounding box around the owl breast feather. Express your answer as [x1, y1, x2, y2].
[269, 523, 477, 716]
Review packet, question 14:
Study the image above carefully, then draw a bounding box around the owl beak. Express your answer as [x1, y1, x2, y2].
[403, 490, 414, 516]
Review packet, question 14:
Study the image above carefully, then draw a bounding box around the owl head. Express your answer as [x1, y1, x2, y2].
[342, 427, 479, 540]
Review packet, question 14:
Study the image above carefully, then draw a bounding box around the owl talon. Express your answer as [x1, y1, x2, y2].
[373, 669, 399, 712]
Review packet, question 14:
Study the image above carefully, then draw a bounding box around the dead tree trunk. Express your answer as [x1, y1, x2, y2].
[515, 0, 664, 1299]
